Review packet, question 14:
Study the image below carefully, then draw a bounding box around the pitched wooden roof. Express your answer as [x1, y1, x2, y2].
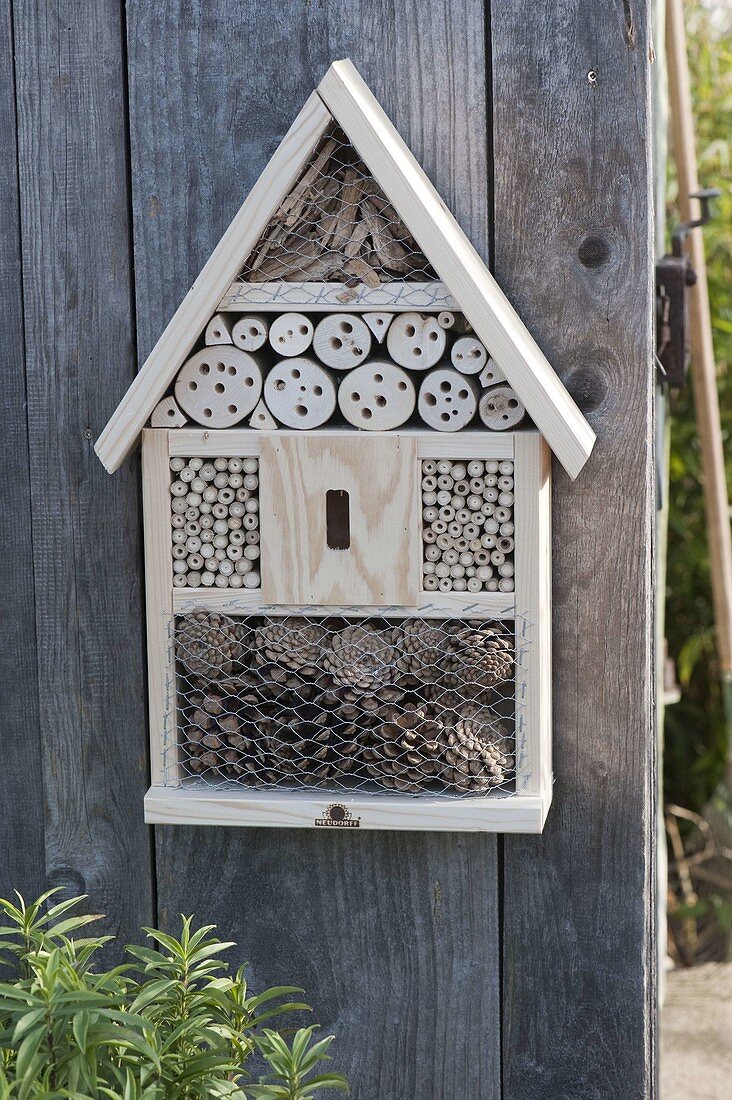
[96, 60, 595, 478]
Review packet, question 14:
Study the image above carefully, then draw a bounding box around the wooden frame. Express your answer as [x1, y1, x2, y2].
[142, 427, 552, 831]
[96, 61, 594, 478]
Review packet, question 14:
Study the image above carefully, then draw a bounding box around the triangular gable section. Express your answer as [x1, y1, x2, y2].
[96, 62, 595, 478]
[236, 123, 436, 284]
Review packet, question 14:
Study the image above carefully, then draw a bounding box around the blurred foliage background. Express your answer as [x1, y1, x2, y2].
[665, 0, 732, 815]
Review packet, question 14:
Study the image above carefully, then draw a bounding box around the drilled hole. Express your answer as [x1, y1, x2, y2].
[439, 380, 451, 392]
[199, 363, 210, 375]
[375, 395, 386, 407]
[295, 404, 308, 416]
[313, 385, 323, 396]
[189, 381, 198, 391]
[405, 324, 415, 337]
[228, 404, 237, 414]
[340, 321, 353, 334]
[203, 408, 212, 418]
[291, 368, 301, 379]
[227, 365, 236, 375]
[362, 408, 373, 419]
[214, 383, 225, 394]
[373, 373, 383, 383]
[425, 393, 437, 407]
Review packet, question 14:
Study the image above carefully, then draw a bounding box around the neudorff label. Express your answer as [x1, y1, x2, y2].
[314, 804, 360, 828]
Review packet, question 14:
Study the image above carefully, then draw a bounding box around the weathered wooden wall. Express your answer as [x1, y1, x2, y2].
[1, 1, 655, 1095]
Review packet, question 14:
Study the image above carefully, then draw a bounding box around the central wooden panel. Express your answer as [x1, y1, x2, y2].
[260, 434, 418, 605]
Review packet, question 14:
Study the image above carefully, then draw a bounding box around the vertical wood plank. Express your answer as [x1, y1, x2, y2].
[126, 1, 499, 1092]
[142, 430, 175, 786]
[12, 0, 154, 946]
[492, 1, 656, 1096]
[513, 434, 552, 799]
[0, 0, 45, 902]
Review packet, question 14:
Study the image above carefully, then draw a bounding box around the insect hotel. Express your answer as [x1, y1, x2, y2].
[96, 61, 595, 832]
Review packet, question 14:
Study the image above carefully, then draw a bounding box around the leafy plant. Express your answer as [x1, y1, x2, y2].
[0, 890, 348, 1099]
[665, 0, 732, 813]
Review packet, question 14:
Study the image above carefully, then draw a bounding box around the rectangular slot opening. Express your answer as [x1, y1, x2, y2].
[326, 489, 350, 550]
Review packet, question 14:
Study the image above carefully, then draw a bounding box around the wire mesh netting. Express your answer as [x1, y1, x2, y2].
[169, 612, 520, 797]
[237, 125, 437, 285]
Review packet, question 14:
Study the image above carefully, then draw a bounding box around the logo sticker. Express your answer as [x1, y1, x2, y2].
[314, 803, 360, 828]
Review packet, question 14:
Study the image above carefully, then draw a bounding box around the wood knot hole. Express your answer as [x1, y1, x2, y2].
[578, 235, 610, 268]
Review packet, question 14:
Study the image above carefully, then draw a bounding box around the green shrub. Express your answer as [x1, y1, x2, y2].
[665, 0, 732, 811]
[0, 890, 348, 1099]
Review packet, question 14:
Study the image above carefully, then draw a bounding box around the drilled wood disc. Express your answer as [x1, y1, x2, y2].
[386, 312, 446, 370]
[451, 335, 488, 375]
[338, 360, 415, 430]
[174, 348, 263, 427]
[268, 312, 314, 356]
[264, 357, 336, 429]
[478, 384, 525, 430]
[232, 314, 269, 351]
[312, 313, 372, 369]
[417, 369, 478, 431]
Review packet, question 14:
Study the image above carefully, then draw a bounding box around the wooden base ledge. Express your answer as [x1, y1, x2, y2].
[144, 786, 550, 832]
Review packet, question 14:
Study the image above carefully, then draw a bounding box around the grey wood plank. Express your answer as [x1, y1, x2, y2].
[0, 0, 45, 903]
[125, 1, 500, 1093]
[11, 0, 153, 949]
[491, 2, 656, 1097]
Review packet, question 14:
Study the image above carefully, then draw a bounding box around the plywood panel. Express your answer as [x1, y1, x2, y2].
[260, 434, 418, 605]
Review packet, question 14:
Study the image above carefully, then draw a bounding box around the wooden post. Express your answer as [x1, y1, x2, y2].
[492, 1, 656, 1096]
[667, 0, 732, 680]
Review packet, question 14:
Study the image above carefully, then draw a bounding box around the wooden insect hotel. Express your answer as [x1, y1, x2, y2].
[97, 61, 595, 832]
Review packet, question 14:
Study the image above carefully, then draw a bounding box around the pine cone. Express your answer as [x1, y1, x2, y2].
[180, 686, 256, 778]
[442, 712, 515, 792]
[244, 700, 360, 787]
[393, 619, 454, 685]
[446, 622, 514, 689]
[254, 617, 328, 677]
[177, 611, 244, 680]
[361, 702, 449, 792]
[323, 624, 397, 694]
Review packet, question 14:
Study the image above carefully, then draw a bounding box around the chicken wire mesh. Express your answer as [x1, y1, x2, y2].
[237, 125, 437, 285]
[166, 611, 523, 797]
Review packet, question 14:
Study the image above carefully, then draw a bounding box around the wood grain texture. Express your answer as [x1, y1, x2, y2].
[491, 2, 656, 1096]
[260, 434, 419, 605]
[0, 0, 45, 902]
[512, 435, 551, 797]
[126, 1, 500, 1092]
[146, 787, 549, 832]
[12, 0, 153, 948]
[142, 431, 175, 786]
